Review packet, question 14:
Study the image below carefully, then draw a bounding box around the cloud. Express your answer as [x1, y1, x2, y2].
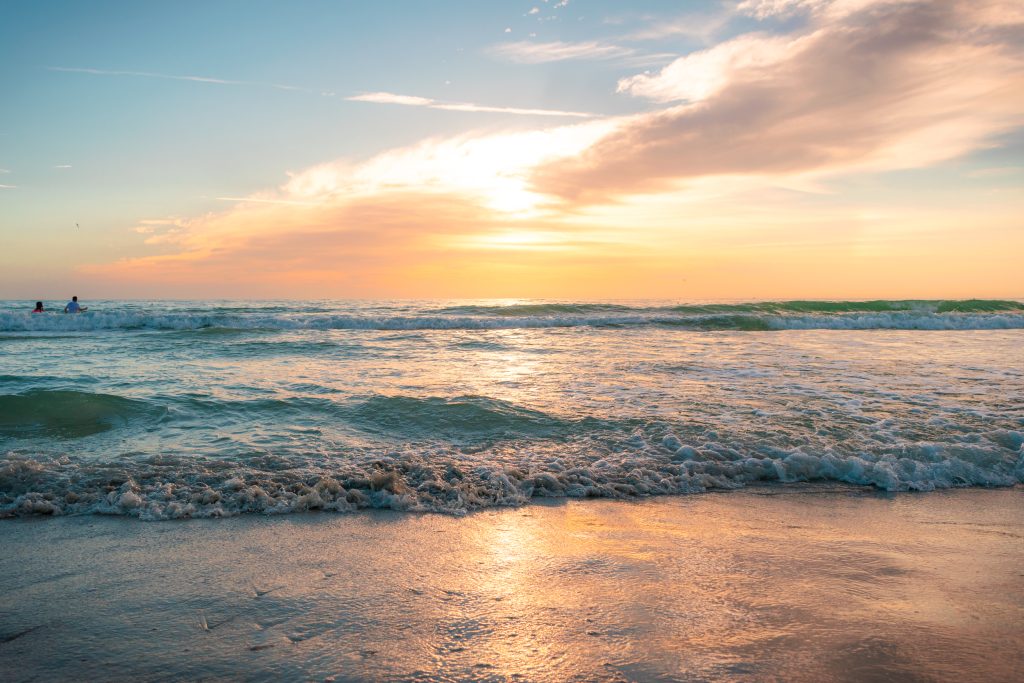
[80, 118, 624, 295]
[54, 164, 72, 169]
[76, 0, 1024, 298]
[347, 91, 594, 118]
[737, 0, 828, 19]
[0, 168, 10, 174]
[82, 189, 638, 297]
[623, 10, 733, 42]
[489, 40, 635, 63]
[132, 220, 190, 244]
[737, 0, 920, 21]
[47, 66, 306, 92]
[280, 119, 617, 212]
[0, 184, 16, 189]
[52, 66, 598, 119]
[534, 0, 1024, 201]
[618, 33, 807, 103]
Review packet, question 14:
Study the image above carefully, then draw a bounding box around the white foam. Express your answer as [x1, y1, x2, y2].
[3, 428, 1020, 519]
[2, 310, 1022, 332]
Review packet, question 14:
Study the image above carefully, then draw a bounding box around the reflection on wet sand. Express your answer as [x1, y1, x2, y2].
[0, 487, 1021, 681]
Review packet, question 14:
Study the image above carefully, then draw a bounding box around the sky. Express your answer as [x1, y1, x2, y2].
[1, 0, 1022, 301]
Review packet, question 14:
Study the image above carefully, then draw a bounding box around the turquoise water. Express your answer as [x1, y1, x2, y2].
[1, 299, 1022, 518]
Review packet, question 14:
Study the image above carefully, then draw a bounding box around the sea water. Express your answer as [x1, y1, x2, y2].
[1, 299, 1022, 519]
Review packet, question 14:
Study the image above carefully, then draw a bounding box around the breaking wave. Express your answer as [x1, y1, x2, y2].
[2, 299, 1022, 332]
[2, 426, 1021, 519]
[443, 299, 1024, 315]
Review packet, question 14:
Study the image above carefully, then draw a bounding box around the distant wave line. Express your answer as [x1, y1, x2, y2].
[2, 310, 1023, 332]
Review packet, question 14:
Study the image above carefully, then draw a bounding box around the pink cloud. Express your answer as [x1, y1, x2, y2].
[534, 0, 1024, 201]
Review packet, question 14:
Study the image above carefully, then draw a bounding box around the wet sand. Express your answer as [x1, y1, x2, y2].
[1, 486, 1022, 682]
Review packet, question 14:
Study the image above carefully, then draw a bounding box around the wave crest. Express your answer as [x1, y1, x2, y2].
[2, 427, 1020, 519]
[2, 299, 1023, 333]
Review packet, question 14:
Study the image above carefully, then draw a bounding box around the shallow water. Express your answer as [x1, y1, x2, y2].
[1, 299, 1022, 518]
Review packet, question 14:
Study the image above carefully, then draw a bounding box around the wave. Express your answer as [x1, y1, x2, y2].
[340, 395, 598, 441]
[1, 299, 1023, 333]
[0, 390, 165, 439]
[155, 393, 602, 442]
[0, 389, 599, 444]
[2, 427, 1021, 519]
[444, 299, 1024, 316]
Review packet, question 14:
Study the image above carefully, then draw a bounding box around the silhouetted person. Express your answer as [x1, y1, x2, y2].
[32, 301, 44, 313]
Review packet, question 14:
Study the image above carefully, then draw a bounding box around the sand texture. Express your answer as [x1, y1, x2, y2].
[1, 487, 1022, 682]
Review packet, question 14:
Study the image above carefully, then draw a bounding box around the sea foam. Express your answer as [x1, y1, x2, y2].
[3, 423, 1021, 519]
[2, 307, 1023, 332]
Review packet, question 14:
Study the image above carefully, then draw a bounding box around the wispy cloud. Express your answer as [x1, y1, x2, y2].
[348, 91, 594, 118]
[737, 0, 958, 22]
[47, 66, 306, 92]
[54, 164, 72, 169]
[489, 40, 635, 63]
[132, 218, 190, 244]
[0, 168, 10, 174]
[0, 184, 16, 189]
[50, 66, 597, 118]
[623, 10, 733, 42]
[737, 0, 827, 19]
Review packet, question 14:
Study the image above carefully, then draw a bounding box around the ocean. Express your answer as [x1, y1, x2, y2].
[1, 299, 1022, 519]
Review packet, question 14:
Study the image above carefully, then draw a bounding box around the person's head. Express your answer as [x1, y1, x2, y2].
[34, 301, 43, 310]
[72, 296, 78, 302]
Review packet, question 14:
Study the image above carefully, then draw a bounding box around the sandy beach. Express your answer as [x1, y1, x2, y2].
[1, 486, 1021, 682]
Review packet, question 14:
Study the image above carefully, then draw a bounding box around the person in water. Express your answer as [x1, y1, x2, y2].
[32, 301, 44, 313]
[64, 296, 87, 313]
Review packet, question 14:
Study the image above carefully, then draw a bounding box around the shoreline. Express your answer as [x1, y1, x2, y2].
[2, 487, 1021, 682]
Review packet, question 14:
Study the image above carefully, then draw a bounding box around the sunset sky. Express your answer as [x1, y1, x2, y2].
[1, 0, 1022, 300]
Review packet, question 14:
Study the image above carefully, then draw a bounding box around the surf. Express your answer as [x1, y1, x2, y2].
[1, 299, 1022, 332]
